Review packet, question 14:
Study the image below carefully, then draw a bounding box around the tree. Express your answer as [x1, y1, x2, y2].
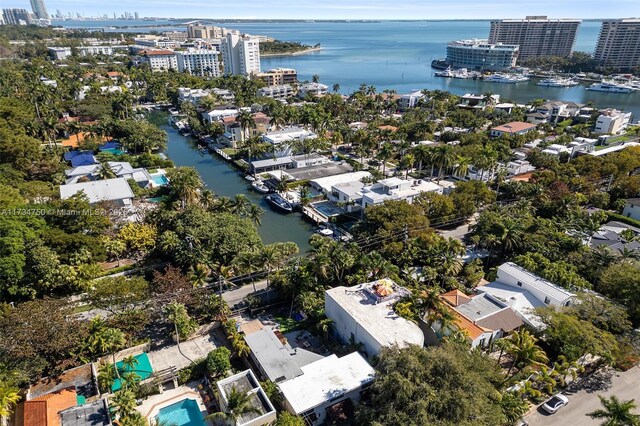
[206, 347, 231, 377]
[588, 395, 640, 426]
[207, 386, 262, 424]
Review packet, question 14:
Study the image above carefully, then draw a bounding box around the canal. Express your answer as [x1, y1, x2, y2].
[149, 112, 315, 252]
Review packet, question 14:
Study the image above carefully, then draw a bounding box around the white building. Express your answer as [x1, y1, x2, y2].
[622, 198, 640, 221]
[59, 177, 135, 207]
[360, 177, 443, 208]
[398, 90, 426, 110]
[476, 262, 576, 329]
[216, 370, 276, 426]
[298, 82, 328, 97]
[221, 33, 261, 76]
[278, 353, 375, 426]
[325, 279, 425, 358]
[140, 50, 178, 72]
[48, 47, 71, 60]
[176, 48, 221, 77]
[257, 84, 295, 100]
[595, 109, 632, 134]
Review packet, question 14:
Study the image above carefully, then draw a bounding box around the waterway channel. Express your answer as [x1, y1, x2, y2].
[148, 112, 315, 252]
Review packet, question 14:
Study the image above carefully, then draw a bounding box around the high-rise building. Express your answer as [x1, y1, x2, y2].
[488, 16, 581, 61]
[176, 49, 221, 77]
[2, 8, 31, 25]
[594, 19, 640, 71]
[221, 33, 261, 76]
[29, 0, 49, 20]
[445, 39, 519, 70]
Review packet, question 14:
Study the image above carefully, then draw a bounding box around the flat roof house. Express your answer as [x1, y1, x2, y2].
[476, 262, 576, 329]
[59, 177, 135, 206]
[216, 370, 276, 426]
[278, 352, 375, 426]
[325, 279, 424, 358]
[490, 121, 537, 137]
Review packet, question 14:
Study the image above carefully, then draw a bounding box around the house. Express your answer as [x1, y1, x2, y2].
[64, 151, 97, 167]
[622, 198, 640, 221]
[325, 279, 424, 358]
[595, 109, 632, 134]
[59, 177, 135, 207]
[398, 90, 425, 110]
[490, 121, 537, 137]
[278, 352, 375, 426]
[360, 177, 443, 208]
[476, 263, 576, 329]
[242, 320, 324, 383]
[59, 399, 111, 426]
[437, 290, 523, 349]
[216, 370, 276, 426]
[457, 93, 500, 110]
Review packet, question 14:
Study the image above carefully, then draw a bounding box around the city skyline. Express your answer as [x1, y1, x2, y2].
[2, 0, 635, 20]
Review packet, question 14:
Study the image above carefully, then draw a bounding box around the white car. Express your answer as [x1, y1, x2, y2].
[541, 394, 569, 414]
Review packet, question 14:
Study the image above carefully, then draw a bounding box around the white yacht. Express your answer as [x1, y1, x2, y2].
[537, 77, 579, 87]
[586, 81, 634, 93]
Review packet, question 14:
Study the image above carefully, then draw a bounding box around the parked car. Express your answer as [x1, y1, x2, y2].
[541, 394, 569, 414]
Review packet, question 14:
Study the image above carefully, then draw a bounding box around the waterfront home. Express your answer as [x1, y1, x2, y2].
[59, 177, 135, 207]
[476, 263, 576, 329]
[298, 82, 328, 97]
[278, 352, 375, 426]
[398, 90, 426, 110]
[360, 177, 443, 208]
[623, 198, 640, 221]
[216, 370, 276, 426]
[325, 279, 424, 358]
[457, 93, 500, 110]
[261, 127, 318, 157]
[490, 121, 537, 137]
[594, 108, 632, 134]
[435, 290, 523, 349]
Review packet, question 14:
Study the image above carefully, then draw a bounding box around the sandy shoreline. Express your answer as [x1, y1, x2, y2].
[261, 47, 322, 57]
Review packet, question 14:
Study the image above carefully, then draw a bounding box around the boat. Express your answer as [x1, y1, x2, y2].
[586, 81, 634, 93]
[483, 73, 529, 84]
[537, 77, 579, 87]
[251, 180, 270, 194]
[265, 193, 293, 213]
[434, 67, 455, 78]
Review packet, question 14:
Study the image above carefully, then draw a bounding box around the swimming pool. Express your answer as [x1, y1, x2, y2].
[150, 174, 169, 186]
[155, 398, 206, 426]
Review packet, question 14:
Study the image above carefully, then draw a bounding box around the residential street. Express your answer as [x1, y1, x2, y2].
[524, 366, 640, 426]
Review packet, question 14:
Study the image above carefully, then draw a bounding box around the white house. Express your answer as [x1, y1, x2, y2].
[595, 109, 632, 134]
[622, 198, 640, 221]
[216, 370, 276, 426]
[278, 353, 375, 426]
[59, 177, 135, 207]
[360, 177, 443, 208]
[476, 262, 576, 328]
[325, 279, 424, 358]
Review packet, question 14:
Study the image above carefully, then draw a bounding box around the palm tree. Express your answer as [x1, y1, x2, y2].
[0, 381, 21, 424]
[588, 395, 640, 426]
[501, 330, 548, 377]
[207, 386, 262, 424]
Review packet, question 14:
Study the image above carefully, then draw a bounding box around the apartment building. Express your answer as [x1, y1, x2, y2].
[221, 33, 261, 76]
[446, 39, 519, 70]
[594, 19, 640, 70]
[176, 49, 221, 77]
[488, 16, 581, 61]
[255, 68, 298, 86]
[140, 50, 178, 72]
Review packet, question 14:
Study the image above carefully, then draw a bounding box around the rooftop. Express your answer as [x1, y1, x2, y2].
[325, 280, 424, 349]
[277, 352, 375, 415]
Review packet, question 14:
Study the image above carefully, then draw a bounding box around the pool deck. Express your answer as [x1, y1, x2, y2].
[137, 383, 211, 425]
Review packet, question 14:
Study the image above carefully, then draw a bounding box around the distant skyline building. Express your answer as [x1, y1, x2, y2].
[445, 39, 519, 70]
[594, 19, 640, 71]
[29, 0, 48, 19]
[488, 16, 581, 61]
[2, 8, 31, 25]
[221, 33, 261, 76]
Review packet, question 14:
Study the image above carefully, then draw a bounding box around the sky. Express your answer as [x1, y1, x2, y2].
[3, 0, 636, 20]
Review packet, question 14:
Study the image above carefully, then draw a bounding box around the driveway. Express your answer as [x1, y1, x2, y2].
[524, 366, 640, 426]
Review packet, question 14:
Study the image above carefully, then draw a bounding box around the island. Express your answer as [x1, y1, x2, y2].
[259, 39, 322, 57]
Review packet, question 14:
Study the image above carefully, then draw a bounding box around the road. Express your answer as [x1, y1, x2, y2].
[524, 366, 640, 426]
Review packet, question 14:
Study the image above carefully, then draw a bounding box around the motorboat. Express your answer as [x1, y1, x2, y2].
[265, 193, 293, 213]
[586, 81, 634, 93]
[251, 180, 270, 193]
[537, 77, 579, 87]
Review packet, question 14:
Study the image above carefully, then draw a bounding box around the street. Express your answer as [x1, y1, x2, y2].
[524, 366, 640, 426]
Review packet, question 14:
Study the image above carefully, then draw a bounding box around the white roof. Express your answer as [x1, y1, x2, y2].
[59, 177, 134, 203]
[326, 281, 424, 349]
[310, 171, 372, 193]
[278, 352, 375, 414]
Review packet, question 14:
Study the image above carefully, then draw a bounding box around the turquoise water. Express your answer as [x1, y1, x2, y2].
[155, 399, 205, 426]
[111, 353, 153, 392]
[151, 174, 169, 185]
